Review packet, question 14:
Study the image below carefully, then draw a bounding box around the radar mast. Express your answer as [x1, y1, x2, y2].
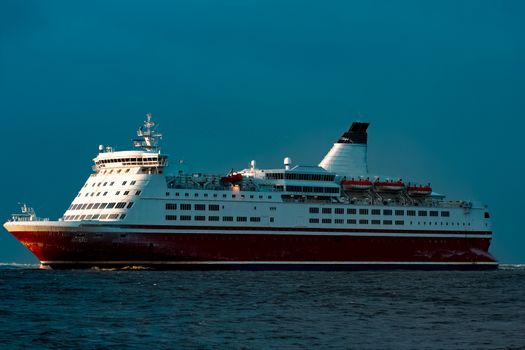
[133, 113, 162, 153]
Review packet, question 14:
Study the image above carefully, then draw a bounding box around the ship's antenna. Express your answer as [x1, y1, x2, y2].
[133, 113, 163, 153]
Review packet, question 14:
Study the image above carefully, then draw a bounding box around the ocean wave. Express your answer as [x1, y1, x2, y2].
[0, 262, 41, 269]
[499, 264, 525, 270]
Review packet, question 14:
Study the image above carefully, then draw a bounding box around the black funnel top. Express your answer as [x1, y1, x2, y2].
[337, 122, 370, 144]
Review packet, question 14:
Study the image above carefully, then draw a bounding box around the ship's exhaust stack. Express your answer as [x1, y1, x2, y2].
[319, 122, 369, 177]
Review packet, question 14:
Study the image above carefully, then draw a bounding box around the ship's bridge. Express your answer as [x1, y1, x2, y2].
[93, 150, 168, 171]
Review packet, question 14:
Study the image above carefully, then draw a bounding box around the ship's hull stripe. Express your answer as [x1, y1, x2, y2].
[80, 223, 491, 235]
[40, 260, 498, 266]
[11, 230, 490, 238]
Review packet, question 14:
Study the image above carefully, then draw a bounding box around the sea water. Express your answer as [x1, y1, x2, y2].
[0, 265, 524, 349]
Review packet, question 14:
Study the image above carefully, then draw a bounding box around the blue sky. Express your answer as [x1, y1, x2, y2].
[1, 0, 524, 263]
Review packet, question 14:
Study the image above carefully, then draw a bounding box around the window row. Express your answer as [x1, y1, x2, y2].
[79, 190, 142, 198]
[265, 173, 335, 181]
[309, 218, 405, 225]
[168, 192, 273, 200]
[68, 202, 134, 210]
[165, 203, 220, 211]
[286, 186, 339, 193]
[166, 215, 263, 222]
[308, 207, 450, 217]
[64, 213, 126, 221]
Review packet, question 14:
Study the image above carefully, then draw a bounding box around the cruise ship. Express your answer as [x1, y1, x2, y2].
[3, 115, 497, 269]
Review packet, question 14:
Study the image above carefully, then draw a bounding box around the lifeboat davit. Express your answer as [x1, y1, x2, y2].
[407, 184, 432, 196]
[221, 173, 243, 184]
[341, 178, 373, 191]
[374, 180, 405, 192]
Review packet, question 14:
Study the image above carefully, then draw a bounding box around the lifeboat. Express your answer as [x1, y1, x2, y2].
[407, 184, 432, 196]
[374, 180, 405, 192]
[341, 178, 373, 191]
[221, 173, 243, 184]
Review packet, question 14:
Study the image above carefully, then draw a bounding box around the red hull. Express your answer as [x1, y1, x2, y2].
[10, 229, 497, 269]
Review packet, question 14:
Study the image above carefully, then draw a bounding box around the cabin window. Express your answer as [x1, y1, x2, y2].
[124, 191, 129, 195]
[418, 211, 427, 217]
[430, 211, 439, 217]
[181, 204, 191, 210]
[180, 215, 191, 221]
[394, 220, 404, 225]
[347, 219, 356, 224]
[309, 208, 319, 214]
[359, 209, 368, 215]
[236, 217, 247, 222]
[383, 220, 393, 225]
[87, 204, 94, 210]
[116, 202, 126, 209]
[209, 204, 220, 211]
[166, 203, 177, 210]
[127, 202, 134, 209]
[322, 208, 332, 214]
[195, 204, 206, 211]
[195, 216, 206, 221]
[441, 211, 450, 217]
[130, 181, 136, 185]
[383, 210, 392, 216]
[322, 218, 332, 224]
[208, 216, 219, 221]
[335, 219, 344, 224]
[135, 190, 141, 196]
[120, 214, 126, 220]
[371, 209, 380, 215]
[309, 218, 319, 223]
[347, 208, 356, 215]
[407, 210, 416, 216]
[359, 219, 368, 224]
[395, 210, 404, 216]
[371, 219, 380, 225]
[115, 191, 120, 195]
[222, 216, 233, 222]
[250, 217, 261, 222]
[335, 208, 344, 214]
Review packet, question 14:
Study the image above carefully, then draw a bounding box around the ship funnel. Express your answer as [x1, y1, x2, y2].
[319, 122, 369, 177]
